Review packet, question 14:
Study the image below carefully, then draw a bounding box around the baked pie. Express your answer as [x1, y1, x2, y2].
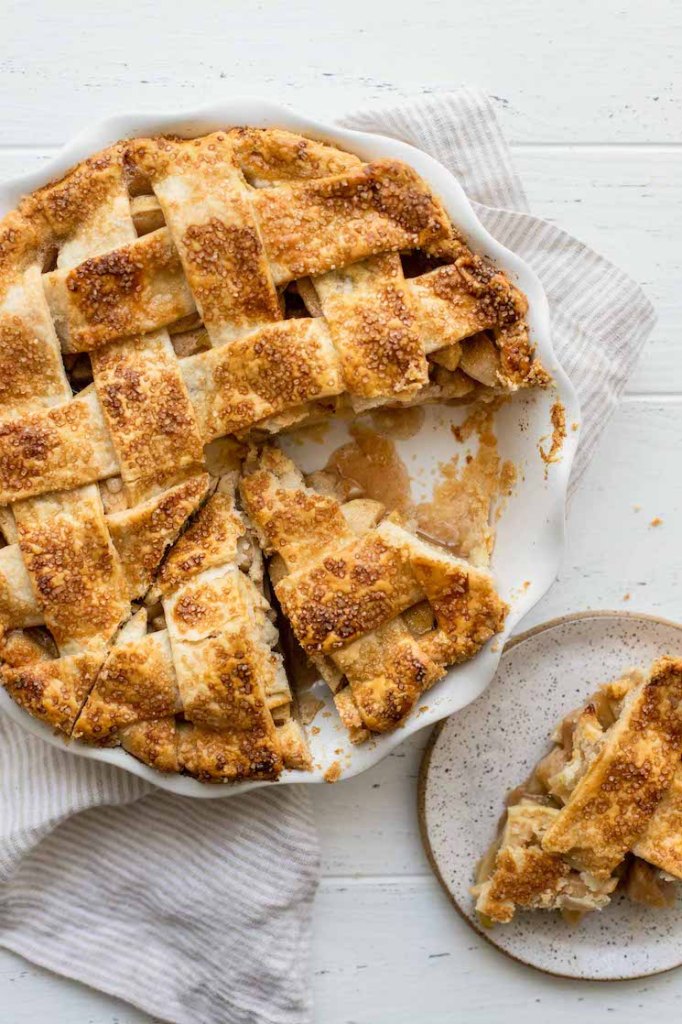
[473, 657, 682, 922]
[0, 125, 542, 781]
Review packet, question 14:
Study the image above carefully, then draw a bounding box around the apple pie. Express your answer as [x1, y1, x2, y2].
[473, 657, 682, 923]
[0, 125, 539, 780]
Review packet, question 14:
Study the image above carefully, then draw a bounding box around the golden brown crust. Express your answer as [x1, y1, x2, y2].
[151, 490, 245, 598]
[91, 330, 204, 500]
[0, 207, 49, 287]
[252, 160, 452, 284]
[239, 447, 355, 570]
[158, 513, 296, 780]
[0, 543, 44, 635]
[411, 265, 500, 349]
[482, 848, 570, 923]
[37, 146, 137, 268]
[120, 716, 180, 773]
[0, 267, 71, 414]
[106, 473, 210, 599]
[68, 497, 304, 780]
[127, 133, 281, 345]
[275, 531, 423, 655]
[312, 254, 428, 400]
[477, 844, 571, 923]
[411, 552, 508, 665]
[164, 568, 281, 716]
[74, 629, 180, 744]
[275, 717, 313, 771]
[634, 769, 682, 879]
[0, 389, 118, 506]
[171, 622, 280, 732]
[333, 618, 442, 732]
[228, 126, 362, 183]
[1, 651, 103, 734]
[0, 627, 55, 668]
[43, 228, 196, 352]
[0, 310, 65, 412]
[161, 559, 287, 781]
[476, 660, 682, 924]
[181, 318, 343, 441]
[410, 259, 535, 390]
[177, 722, 283, 783]
[474, 803, 619, 923]
[542, 657, 682, 878]
[13, 484, 129, 655]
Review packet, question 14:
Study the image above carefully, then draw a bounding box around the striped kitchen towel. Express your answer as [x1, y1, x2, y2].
[0, 88, 655, 1024]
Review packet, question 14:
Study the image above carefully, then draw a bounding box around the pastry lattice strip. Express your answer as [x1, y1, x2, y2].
[239, 445, 508, 742]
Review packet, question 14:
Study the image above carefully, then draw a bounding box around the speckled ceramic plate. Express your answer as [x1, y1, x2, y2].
[419, 611, 682, 980]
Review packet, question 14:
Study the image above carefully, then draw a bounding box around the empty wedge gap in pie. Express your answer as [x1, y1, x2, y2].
[0, 125, 551, 782]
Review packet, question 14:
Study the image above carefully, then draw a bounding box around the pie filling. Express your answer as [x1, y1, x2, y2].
[0, 126, 547, 781]
[473, 658, 682, 922]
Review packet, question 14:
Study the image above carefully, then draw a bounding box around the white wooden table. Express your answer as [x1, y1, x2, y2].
[1, 1, 681, 1020]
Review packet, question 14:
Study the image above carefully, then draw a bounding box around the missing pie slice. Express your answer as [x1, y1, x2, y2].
[473, 658, 682, 923]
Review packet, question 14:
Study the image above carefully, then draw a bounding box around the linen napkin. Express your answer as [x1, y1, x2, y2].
[0, 87, 656, 1024]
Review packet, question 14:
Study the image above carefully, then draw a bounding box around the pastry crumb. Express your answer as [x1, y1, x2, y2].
[650, 517, 663, 528]
[633, 504, 642, 512]
[324, 760, 342, 783]
[539, 400, 566, 467]
[311, 726, 320, 736]
[622, 593, 631, 602]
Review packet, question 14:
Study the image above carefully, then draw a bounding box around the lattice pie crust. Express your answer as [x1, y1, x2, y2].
[0, 126, 545, 782]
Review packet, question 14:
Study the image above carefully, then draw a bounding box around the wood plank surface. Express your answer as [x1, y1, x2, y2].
[0, 1, 681, 1020]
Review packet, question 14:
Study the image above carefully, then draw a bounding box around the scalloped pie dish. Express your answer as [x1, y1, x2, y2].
[0, 114, 563, 788]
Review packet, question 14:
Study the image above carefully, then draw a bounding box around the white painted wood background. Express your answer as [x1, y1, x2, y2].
[1, 1, 681, 1020]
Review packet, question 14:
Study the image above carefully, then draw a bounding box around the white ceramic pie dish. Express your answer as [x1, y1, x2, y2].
[0, 99, 580, 797]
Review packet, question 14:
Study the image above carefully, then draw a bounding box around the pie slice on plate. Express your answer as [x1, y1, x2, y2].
[474, 657, 682, 923]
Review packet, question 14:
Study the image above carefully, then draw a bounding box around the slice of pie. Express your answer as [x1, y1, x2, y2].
[473, 658, 682, 923]
[0, 124, 539, 780]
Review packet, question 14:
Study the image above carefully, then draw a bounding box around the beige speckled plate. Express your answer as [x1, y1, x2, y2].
[419, 611, 682, 980]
